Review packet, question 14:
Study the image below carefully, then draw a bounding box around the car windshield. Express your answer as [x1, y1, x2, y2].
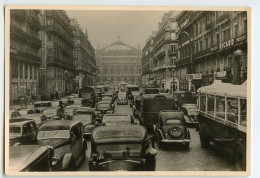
[73, 115, 92, 125]
[37, 130, 70, 140]
[96, 143, 141, 157]
[43, 109, 56, 115]
[10, 126, 21, 134]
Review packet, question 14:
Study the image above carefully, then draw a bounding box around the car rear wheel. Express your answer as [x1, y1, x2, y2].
[200, 134, 210, 148]
[234, 147, 246, 171]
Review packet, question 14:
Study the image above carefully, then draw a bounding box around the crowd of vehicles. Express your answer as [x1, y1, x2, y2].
[8, 80, 247, 172]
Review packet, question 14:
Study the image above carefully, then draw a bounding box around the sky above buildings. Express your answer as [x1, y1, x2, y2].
[66, 10, 168, 50]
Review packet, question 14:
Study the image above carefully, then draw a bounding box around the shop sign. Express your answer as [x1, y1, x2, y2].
[236, 35, 247, 42]
[186, 74, 202, 81]
[219, 39, 235, 50]
[214, 71, 227, 78]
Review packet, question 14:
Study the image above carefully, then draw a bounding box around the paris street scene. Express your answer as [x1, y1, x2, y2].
[7, 9, 248, 173]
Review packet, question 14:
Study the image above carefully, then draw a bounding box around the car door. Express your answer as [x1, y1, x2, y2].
[71, 124, 83, 160]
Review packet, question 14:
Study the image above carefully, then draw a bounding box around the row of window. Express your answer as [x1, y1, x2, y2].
[199, 93, 247, 127]
[46, 48, 73, 65]
[46, 32, 73, 54]
[11, 62, 38, 79]
[11, 40, 39, 57]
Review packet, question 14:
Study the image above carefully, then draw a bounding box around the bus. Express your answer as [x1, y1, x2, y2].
[197, 80, 247, 171]
[139, 94, 176, 133]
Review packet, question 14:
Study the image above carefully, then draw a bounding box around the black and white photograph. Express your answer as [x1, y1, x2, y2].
[4, 6, 250, 176]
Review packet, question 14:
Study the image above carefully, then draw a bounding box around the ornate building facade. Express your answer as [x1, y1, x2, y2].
[176, 11, 248, 91]
[96, 37, 142, 84]
[70, 19, 96, 88]
[10, 10, 42, 104]
[39, 10, 75, 95]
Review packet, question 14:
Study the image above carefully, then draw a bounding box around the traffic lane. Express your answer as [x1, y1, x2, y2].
[77, 102, 134, 171]
[155, 128, 235, 171]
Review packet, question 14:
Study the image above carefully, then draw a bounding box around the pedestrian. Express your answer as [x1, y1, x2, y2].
[55, 91, 59, 100]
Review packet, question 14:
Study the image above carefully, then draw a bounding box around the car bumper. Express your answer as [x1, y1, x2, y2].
[161, 139, 191, 143]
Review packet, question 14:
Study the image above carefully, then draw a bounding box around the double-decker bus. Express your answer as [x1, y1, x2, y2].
[197, 80, 247, 171]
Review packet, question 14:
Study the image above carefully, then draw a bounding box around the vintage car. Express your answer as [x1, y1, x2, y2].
[63, 105, 81, 120]
[37, 120, 87, 171]
[180, 104, 199, 128]
[102, 114, 134, 126]
[9, 145, 54, 172]
[117, 92, 128, 105]
[18, 108, 34, 116]
[95, 101, 115, 122]
[9, 109, 22, 119]
[34, 101, 52, 113]
[9, 118, 37, 146]
[156, 110, 191, 149]
[41, 106, 63, 122]
[89, 125, 157, 171]
[172, 91, 197, 109]
[73, 107, 98, 138]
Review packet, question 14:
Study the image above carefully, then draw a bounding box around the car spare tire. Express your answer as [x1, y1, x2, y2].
[168, 126, 183, 139]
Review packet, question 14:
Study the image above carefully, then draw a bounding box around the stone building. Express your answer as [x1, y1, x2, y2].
[96, 37, 142, 85]
[141, 37, 153, 87]
[10, 10, 42, 104]
[141, 11, 180, 90]
[176, 11, 248, 91]
[70, 19, 96, 88]
[39, 10, 75, 95]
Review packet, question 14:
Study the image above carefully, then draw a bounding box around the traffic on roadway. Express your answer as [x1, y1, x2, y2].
[8, 81, 247, 172]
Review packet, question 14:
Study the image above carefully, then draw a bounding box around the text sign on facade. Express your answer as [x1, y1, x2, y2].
[186, 74, 202, 81]
[219, 39, 235, 50]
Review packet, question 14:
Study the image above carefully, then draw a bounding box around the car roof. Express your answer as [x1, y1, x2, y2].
[10, 118, 35, 126]
[97, 101, 111, 104]
[159, 111, 184, 119]
[9, 145, 50, 172]
[92, 125, 146, 142]
[64, 105, 81, 109]
[34, 101, 51, 104]
[39, 120, 81, 130]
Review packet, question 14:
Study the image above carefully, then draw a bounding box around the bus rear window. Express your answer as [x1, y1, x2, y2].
[240, 99, 247, 127]
[207, 95, 214, 116]
[227, 98, 238, 123]
[200, 94, 206, 112]
[216, 96, 225, 119]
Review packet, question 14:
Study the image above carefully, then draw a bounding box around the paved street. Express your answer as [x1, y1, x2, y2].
[77, 102, 235, 171]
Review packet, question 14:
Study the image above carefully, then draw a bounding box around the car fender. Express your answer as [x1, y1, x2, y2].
[61, 153, 73, 170]
[157, 129, 165, 139]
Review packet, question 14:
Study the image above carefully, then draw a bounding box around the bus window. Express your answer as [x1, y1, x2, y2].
[227, 98, 238, 123]
[240, 99, 247, 127]
[200, 94, 206, 112]
[207, 95, 214, 116]
[216, 96, 225, 119]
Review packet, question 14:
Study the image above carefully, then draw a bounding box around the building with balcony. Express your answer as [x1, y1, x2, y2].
[143, 11, 180, 90]
[96, 36, 142, 85]
[176, 11, 248, 91]
[70, 19, 96, 88]
[10, 10, 42, 104]
[141, 37, 153, 87]
[39, 10, 75, 95]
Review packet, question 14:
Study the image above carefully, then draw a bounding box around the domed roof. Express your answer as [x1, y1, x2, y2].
[101, 36, 137, 51]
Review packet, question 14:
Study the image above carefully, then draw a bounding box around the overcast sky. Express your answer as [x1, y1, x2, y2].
[66, 10, 167, 49]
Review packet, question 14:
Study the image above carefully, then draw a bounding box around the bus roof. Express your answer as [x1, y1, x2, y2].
[197, 80, 247, 98]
